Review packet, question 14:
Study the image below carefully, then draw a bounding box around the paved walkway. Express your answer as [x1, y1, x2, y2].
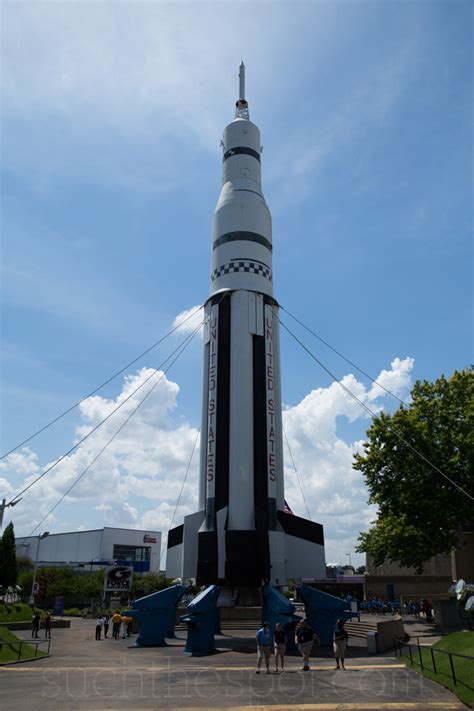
[0, 617, 467, 711]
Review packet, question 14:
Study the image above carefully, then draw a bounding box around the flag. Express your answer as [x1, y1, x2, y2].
[283, 500, 294, 515]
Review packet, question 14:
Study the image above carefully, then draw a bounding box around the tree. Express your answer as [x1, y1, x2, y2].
[131, 572, 171, 598]
[16, 556, 34, 574]
[0, 523, 18, 587]
[354, 368, 473, 572]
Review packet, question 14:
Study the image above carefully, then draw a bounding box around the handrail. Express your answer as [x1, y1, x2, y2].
[393, 636, 474, 686]
[0, 638, 51, 661]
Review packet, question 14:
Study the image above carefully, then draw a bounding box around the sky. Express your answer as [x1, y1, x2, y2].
[1, 0, 472, 571]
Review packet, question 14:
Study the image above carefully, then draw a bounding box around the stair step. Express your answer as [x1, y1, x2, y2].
[345, 621, 377, 639]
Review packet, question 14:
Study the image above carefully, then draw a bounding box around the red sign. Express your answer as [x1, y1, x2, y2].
[143, 535, 157, 543]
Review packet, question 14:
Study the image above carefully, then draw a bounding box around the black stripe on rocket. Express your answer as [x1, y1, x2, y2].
[223, 146, 261, 162]
[214, 295, 231, 512]
[197, 294, 231, 585]
[213, 231, 272, 252]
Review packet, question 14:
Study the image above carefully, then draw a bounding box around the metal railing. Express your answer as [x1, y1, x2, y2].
[0, 638, 51, 661]
[393, 636, 474, 686]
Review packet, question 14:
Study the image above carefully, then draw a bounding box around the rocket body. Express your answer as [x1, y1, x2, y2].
[167, 68, 325, 588]
[197, 113, 285, 586]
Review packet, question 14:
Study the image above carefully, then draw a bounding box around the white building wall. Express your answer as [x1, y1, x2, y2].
[16, 530, 102, 565]
[16, 527, 161, 573]
[100, 528, 161, 572]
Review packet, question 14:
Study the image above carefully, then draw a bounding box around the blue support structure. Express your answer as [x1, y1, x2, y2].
[297, 585, 358, 645]
[180, 585, 220, 655]
[128, 584, 186, 647]
[262, 584, 301, 652]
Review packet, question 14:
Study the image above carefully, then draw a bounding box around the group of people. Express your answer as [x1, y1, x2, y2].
[255, 618, 348, 673]
[361, 596, 435, 623]
[31, 611, 52, 638]
[403, 598, 434, 622]
[95, 612, 133, 640]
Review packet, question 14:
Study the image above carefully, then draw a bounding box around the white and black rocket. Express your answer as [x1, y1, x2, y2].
[167, 65, 326, 588]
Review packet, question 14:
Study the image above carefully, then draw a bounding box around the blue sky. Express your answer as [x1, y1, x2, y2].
[1, 0, 472, 569]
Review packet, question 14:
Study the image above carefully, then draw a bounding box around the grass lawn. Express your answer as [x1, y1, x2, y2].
[0, 602, 37, 623]
[0, 626, 48, 663]
[401, 630, 474, 709]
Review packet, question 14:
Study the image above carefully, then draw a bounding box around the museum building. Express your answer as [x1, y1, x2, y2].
[16, 527, 162, 573]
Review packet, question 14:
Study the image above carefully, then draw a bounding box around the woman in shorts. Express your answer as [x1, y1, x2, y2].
[333, 619, 348, 669]
[273, 622, 287, 672]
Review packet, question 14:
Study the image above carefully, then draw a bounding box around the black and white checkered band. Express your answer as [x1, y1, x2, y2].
[211, 260, 272, 282]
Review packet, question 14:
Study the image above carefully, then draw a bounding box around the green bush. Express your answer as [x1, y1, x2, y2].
[0, 602, 35, 622]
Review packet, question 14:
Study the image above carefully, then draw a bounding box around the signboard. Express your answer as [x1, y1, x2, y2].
[143, 534, 157, 543]
[104, 565, 134, 593]
[53, 596, 65, 616]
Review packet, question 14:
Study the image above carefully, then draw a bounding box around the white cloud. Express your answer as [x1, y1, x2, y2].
[368, 356, 414, 402]
[282, 357, 414, 563]
[2, 367, 200, 541]
[96, 502, 139, 527]
[1, 3, 318, 151]
[0, 448, 39, 476]
[2, 355, 413, 569]
[172, 305, 204, 336]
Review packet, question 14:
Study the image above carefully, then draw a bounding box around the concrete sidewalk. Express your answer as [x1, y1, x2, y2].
[0, 617, 467, 711]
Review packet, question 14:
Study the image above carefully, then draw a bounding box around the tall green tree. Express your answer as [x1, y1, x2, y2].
[355, 368, 473, 572]
[131, 572, 171, 598]
[0, 523, 18, 587]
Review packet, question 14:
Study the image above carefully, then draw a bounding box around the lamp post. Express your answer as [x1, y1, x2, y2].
[29, 532, 49, 605]
[0, 498, 22, 529]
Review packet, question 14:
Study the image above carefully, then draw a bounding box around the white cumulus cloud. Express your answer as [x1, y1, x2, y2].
[172, 305, 204, 336]
[282, 356, 414, 564]
[1, 356, 414, 569]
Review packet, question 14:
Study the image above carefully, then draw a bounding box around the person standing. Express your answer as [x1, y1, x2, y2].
[112, 611, 121, 639]
[44, 612, 52, 639]
[31, 612, 40, 638]
[295, 619, 320, 671]
[255, 621, 272, 674]
[273, 622, 286, 672]
[333, 619, 348, 670]
[120, 614, 127, 639]
[103, 615, 109, 638]
[95, 615, 104, 641]
[421, 598, 433, 624]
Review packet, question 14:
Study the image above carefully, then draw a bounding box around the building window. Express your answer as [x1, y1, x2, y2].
[113, 545, 151, 562]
